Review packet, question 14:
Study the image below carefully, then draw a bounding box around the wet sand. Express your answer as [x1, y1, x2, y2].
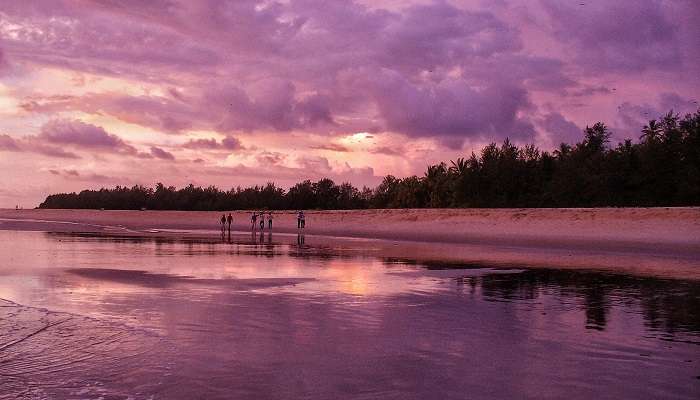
[0, 207, 698, 280]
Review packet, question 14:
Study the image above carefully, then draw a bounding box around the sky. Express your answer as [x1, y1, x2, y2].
[0, 0, 698, 207]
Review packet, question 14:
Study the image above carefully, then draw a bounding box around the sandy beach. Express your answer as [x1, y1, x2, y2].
[1, 207, 699, 280]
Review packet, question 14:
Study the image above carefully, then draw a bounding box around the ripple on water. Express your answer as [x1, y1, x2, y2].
[0, 300, 172, 400]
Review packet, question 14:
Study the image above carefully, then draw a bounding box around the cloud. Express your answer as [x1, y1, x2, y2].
[7, 0, 547, 144]
[150, 146, 175, 160]
[1, 0, 699, 207]
[365, 70, 535, 146]
[369, 146, 402, 156]
[46, 168, 122, 183]
[309, 143, 350, 152]
[0, 47, 8, 73]
[183, 135, 243, 150]
[0, 133, 80, 159]
[210, 155, 378, 186]
[541, 0, 681, 73]
[39, 119, 136, 153]
[614, 92, 699, 139]
[539, 112, 582, 145]
[0, 134, 21, 151]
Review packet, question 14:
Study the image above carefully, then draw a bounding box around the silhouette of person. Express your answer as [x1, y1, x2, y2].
[297, 210, 302, 229]
[300, 210, 305, 229]
[220, 214, 226, 235]
[226, 213, 233, 234]
[259, 212, 265, 230]
[251, 212, 257, 230]
[267, 212, 273, 230]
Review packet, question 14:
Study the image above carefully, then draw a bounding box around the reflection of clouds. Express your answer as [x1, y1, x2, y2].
[4, 231, 700, 339]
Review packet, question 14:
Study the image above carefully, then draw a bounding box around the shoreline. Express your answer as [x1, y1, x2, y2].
[1, 207, 698, 280]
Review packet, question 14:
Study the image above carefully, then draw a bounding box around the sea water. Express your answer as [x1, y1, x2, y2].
[0, 230, 698, 399]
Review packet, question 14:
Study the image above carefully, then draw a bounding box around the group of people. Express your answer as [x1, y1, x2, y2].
[250, 211, 274, 230]
[219, 210, 307, 235]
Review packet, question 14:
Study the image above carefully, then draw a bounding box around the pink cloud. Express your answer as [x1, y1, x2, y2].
[309, 143, 351, 152]
[1, 0, 699, 207]
[0, 134, 21, 151]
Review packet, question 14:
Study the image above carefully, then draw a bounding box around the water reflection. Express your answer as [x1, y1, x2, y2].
[11, 232, 700, 338]
[459, 270, 700, 337]
[0, 231, 698, 400]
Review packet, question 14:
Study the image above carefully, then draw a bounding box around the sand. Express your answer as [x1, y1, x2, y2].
[1, 207, 698, 280]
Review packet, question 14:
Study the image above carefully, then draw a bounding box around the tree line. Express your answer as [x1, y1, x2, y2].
[39, 110, 700, 210]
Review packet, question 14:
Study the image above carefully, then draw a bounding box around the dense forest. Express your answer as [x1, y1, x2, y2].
[39, 110, 700, 210]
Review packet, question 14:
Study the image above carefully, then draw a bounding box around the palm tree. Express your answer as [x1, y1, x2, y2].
[424, 163, 449, 207]
[554, 143, 571, 160]
[449, 158, 468, 176]
[640, 119, 661, 142]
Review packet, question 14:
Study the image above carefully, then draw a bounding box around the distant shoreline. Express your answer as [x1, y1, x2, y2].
[1, 207, 698, 280]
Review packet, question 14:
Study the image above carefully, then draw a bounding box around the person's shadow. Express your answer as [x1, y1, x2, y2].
[297, 233, 305, 246]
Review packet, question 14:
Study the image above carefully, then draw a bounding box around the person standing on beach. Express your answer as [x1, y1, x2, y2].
[267, 212, 273, 230]
[226, 213, 233, 235]
[297, 211, 302, 229]
[300, 210, 305, 229]
[251, 212, 257, 230]
[220, 214, 226, 235]
[259, 212, 265, 230]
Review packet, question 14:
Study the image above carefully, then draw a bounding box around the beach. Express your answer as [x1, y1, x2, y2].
[1, 210, 699, 399]
[1, 207, 698, 280]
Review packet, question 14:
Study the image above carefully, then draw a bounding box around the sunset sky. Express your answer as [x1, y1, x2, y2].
[0, 0, 698, 207]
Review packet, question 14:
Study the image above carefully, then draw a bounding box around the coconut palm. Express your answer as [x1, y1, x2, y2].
[449, 158, 468, 176]
[640, 119, 661, 142]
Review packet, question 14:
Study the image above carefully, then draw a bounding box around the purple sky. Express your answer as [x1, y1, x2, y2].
[0, 0, 698, 207]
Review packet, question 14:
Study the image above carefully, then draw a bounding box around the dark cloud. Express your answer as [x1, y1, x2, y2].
[366, 70, 535, 146]
[541, 0, 681, 73]
[568, 86, 612, 97]
[539, 112, 582, 145]
[183, 138, 219, 150]
[30, 143, 81, 159]
[0, 133, 80, 159]
[5, 0, 546, 144]
[183, 135, 243, 150]
[1, 0, 698, 153]
[39, 119, 135, 152]
[46, 168, 122, 182]
[150, 146, 175, 160]
[221, 136, 242, 150]
[615, 92, 699, 139]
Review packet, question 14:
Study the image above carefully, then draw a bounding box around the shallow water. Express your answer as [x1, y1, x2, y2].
[0, 230, 698, 399]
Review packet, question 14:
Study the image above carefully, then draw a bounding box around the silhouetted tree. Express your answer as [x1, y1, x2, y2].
[38, 109, 700, 210]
